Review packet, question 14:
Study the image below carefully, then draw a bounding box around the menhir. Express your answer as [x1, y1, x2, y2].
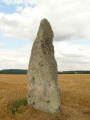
[27, 18, 61, 113]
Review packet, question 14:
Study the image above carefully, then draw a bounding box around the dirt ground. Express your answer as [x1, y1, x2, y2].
[0, 74, 90, 120]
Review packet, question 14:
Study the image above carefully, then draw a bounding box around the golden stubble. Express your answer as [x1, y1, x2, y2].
[0, 74, 90, 120]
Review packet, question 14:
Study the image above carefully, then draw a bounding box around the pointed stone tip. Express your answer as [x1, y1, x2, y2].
[40, 18, 50, 27]
[41, 18, 49, 23]
[38, 18, 53, 38]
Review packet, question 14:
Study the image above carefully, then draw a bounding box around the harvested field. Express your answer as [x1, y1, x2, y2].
[0, 74, 90, 120]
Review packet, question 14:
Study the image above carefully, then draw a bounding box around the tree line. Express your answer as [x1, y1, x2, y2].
[0, 69, 90, 74]
[58, 71, 90, 74]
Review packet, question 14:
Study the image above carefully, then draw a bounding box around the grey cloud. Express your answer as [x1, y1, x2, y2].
[56, 52, 90, 66]
[1, 16, 19, 26]
[54, 33, 75, 41]
[60, 53, 85, 58]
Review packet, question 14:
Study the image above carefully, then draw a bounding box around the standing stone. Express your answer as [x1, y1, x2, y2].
[27, 18, 61, 113]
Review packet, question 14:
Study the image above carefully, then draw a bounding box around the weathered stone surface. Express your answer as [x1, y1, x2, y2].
[27, 18, 61, 113]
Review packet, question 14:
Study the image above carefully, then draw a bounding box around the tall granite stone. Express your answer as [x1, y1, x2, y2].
[27, 18, 61, 113]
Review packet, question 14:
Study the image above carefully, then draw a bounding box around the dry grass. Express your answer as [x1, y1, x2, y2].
[0, 74, 90, 120]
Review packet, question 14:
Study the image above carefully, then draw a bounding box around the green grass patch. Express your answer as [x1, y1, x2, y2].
[7, 98, 27, 115]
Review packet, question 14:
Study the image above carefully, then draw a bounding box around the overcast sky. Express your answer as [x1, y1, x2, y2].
[0, 0, 90, 71]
